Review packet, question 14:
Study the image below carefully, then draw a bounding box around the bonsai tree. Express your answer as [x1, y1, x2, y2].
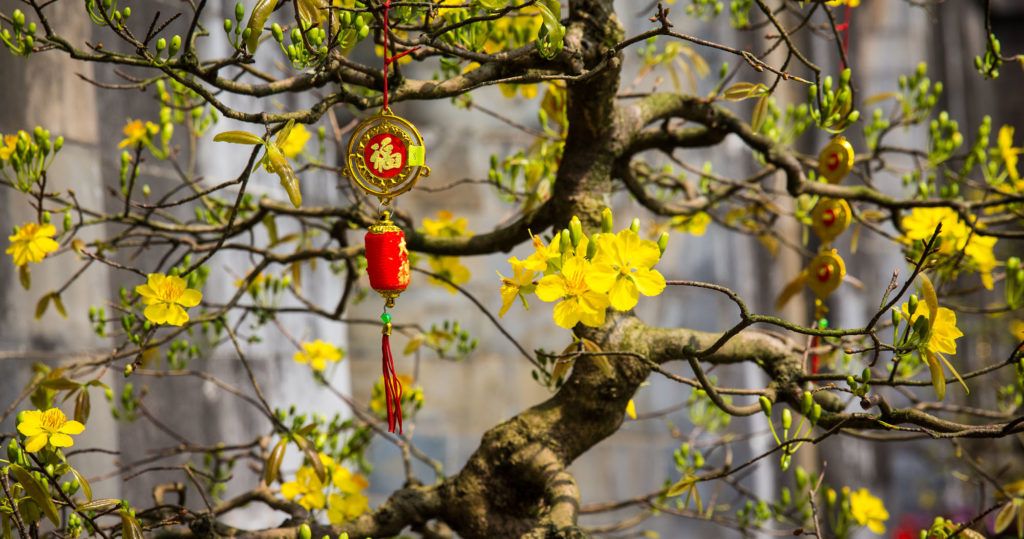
[1, 0, 1022, 537]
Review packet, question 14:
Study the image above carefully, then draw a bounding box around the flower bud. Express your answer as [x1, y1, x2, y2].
[272, 23, 284, 42]
[908, 294, 919, 315]
[657, 232, 669, 256]
[601, 207, 613, 233]
[298, 523, 312, 539]
[795, 466, 808, 489]
[758, 396, 772, 417]
[801, 391, 813, 415]
[156, 38, 166, 51]
[169, 35, 181, 55]
[235, 2, 245, 22]
[558, 228, 572, 253]
[568, 216, 583, 248]
[123, 6, 131, 17]
[224, 19, 233, 33]
[629, 218, 640, 233]
[782, 408, 792, 431]
[810, 403, 822, 425]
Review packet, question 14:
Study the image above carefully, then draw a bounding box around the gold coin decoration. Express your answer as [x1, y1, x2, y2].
[806, 249, 846, 299]
[811, 198, 852, 243]
[817, 136, 855, 183]
[345, 108, 430, 202]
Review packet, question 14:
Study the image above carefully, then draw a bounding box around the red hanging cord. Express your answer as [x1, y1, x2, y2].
[836, 4, 853, 69]
[380, 0, 419, 111]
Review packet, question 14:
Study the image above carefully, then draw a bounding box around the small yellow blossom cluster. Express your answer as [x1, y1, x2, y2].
[279, 453, 369, 525]
[846, 487, 888, 534]
[421, 211, 472, 294]
[901, 207, 998, 289]
[898, 292, 967, 401]
[500, 209, 668, 329]
[7, 222, 59, 267]
[17, 407, 85, 453]
[136, 273, 203, 327]
[293, 339, 345, 372]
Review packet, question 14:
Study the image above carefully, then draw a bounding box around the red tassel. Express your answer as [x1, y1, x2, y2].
[810, 336, 820, 375]
[381, 330, 403, 434]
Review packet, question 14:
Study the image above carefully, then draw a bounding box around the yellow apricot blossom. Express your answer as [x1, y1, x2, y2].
[901, 300, 967, 399]
[293, 339, 344, 371]
[428, 256, 470, 293]
[6, 222, 59, 267]
[327, 465, 370, 524]
[135, 273, 203, 326]
[17, 408, 85, 453]
[0, 134, 17, 160]
[536, 254, 610, 329]
[998, 125, 1021, 181]
[118, 119, 159, 149]
[522, 231, 561, 272]
[585, 229, 666, 311]
[280, 465, 326, 510]
[826, 0, 860, 6]
[671, 212, 711, 236]
[421, 210, 470, 238]
[279, 123, 311, 158]
[497, 256, 537, 317]
[849, 488, 888, 534]
[901, 207, 961, 245]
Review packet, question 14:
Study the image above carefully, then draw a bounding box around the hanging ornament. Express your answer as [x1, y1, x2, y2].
[810, 198, 852, 244]
[343, 0, 429, 434]
[817, 136, 855, 183]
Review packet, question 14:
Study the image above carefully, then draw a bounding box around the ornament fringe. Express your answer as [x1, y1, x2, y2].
[381, 326, 403, 434]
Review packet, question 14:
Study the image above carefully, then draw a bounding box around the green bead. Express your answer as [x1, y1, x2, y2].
[818, 318, 829, 329]
[380, 312, 392, 324]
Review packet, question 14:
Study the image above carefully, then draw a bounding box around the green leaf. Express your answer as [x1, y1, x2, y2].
[751, 95, 769, 132]
[213, 130, 266, 145]
[9, 464, 60, 527]
[18, 266, 30, 290]
[245, 0, 280, 53]
[994, 500, 1018, 534]
[34, 294, 51, 320]
[120, 510, 144, 539]
[263, 438, 287, 485]
[69, 466, 92, 502]
[296, 0, 325, 25]
[52, 294, 67, 319]
[535, 2, 565, 60]
[477, 0, 510, 9]
[39, 377, 81, 391]
[76, 498, 120, 512]
[292, 435, 325, 483]
[722, 82, 768, 101]
[74, 388, 91, 424]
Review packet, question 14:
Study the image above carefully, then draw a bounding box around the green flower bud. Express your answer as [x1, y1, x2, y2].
[156, 37, 167, 51]
[169, 35, 181, 54]
[657, 232, 669, 256]
[801, 391, 813, 415]
[41, 211, 51, 224]
[601, 207, 613, 233]
[123, 6, 131, 17]
[908, 294, 919, 315]
[759, 396, 772, 417]
[357, 25, 369, 39]
[224, 19, 234, 33]
[558, 228, 571, 253]
[846, 110, 860, 123]
[629, 218, 640, 233]
[298, 523, 312, 539]
[810, 403, 822, 425]
[568, 216, 583, 248]
[272, 23, 284, 42]
[13, 9, 25, 27]
[586, 236, 598, 258]
[795, 466, 808, 489]
[63, 210, 72, 231]
[782, 408, 792, 431]
[235, 2, 245, 22]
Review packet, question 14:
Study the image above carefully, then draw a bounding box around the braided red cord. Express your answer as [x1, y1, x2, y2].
[382, 332, 403, 433]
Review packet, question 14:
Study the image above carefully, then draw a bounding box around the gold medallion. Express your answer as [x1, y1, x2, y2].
[817, 136, 855, 184]
[345, 108, 430, 201]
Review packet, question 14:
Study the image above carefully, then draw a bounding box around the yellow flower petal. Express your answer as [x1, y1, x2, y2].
[48, 432, 74, 447]
[164, 304, 190, 326]
[178, 288, 203, 308]
[552, 299, 581, 329]
[24, 433, 48, 453]
[584, 262, 618, 293]
[536, 275, 568, 302]
[144, 303, 173, 325]
[59, 420, 85, 435]
[633, 268, 667, 297]
[608, 277, 639, 311]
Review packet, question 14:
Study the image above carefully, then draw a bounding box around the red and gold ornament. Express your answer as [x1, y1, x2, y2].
[343, 0, 430, 433]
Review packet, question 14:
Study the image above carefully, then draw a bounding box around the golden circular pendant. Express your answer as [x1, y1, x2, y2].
[817, 136, 855, 184]
[345, 109, 430, 201]
[806, 249, 846, 299]
[810, 198, 852, 244]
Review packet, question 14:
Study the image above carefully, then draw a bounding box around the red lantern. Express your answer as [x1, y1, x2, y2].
[365, 219, 410, 305]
